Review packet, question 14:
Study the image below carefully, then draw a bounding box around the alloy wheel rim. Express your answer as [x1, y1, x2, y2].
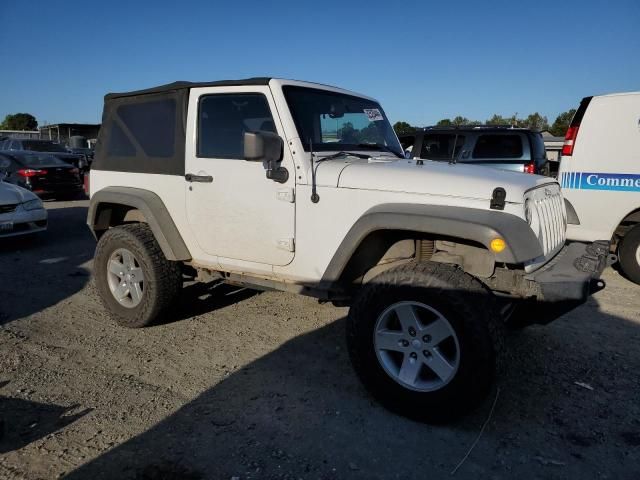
[373, 301, 460, 392]
[106, 248, 145, 308]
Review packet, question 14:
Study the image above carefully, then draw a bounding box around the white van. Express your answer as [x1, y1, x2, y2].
[559, 92, 640, 284]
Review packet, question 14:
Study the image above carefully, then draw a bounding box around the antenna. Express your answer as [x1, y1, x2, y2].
[310, 138, 320, 203]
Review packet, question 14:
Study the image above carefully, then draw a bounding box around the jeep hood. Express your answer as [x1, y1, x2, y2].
[315, 157, 556, 203]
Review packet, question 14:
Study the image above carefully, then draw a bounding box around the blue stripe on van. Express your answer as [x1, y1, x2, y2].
[562, 172, 640, 192]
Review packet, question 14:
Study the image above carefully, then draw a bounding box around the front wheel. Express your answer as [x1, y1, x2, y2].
[619, 224, 640, 285]
[346, 262, 504, 423]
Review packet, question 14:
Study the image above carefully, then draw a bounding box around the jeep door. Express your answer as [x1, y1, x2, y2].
[184, 86, 295, 266]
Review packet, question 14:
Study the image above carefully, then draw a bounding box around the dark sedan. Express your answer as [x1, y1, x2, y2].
[3, 139, 88, 169]
[0, 152, 83, 199]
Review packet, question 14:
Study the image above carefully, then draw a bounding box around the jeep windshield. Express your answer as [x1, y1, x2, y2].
[283, 86, 403, 157]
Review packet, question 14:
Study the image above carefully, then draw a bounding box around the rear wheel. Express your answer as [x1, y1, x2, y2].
[94, 224, 182, 328]
[346, 262, 504, 423]
[619, 224, 640, 285]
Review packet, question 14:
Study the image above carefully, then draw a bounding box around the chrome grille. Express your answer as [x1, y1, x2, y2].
[525, 184, 566, 258]
[0, 204, 17, 214]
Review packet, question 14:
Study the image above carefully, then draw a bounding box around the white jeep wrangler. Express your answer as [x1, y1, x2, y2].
[87, 78, 610, 422]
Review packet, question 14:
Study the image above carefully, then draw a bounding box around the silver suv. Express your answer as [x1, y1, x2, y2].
[400, 126, 551, 176]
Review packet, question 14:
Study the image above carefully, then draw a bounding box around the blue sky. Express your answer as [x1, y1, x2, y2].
[1, 0, 638, 128]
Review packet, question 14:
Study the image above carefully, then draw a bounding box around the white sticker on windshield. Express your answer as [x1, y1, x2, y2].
[364, 108, 384, 121]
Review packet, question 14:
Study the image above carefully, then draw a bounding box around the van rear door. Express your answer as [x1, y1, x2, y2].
[559, 93, 640, 242]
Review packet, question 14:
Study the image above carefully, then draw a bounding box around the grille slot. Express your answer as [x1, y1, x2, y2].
[527, 184, 566, 258]
[0, 204, 17, 214]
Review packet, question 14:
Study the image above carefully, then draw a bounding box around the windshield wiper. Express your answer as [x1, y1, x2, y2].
[356, 143, 403, 158]
[315, 151, 371, 163]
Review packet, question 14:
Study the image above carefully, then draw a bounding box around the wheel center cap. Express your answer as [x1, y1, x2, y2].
[411, 339, 422, 348]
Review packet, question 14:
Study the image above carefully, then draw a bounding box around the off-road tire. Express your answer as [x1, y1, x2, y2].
[346, 262, 504, 423]
[94, 224, 182, 328]
[619, 224, 640, 285]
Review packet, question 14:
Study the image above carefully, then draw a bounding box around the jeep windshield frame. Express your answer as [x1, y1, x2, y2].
[283, 86, 403, 156]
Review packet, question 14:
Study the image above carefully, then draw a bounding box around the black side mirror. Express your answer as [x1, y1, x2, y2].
[244, 131, 288, 183]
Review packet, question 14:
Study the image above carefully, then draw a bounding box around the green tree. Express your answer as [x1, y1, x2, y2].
[337, 122, 359, 143]
[521, 112, 549, 131]
[549, 109, 576, 137]
[449, 116, 481, 126]
[359, 123, 384, 143]
[436, 118, 452, 126]
[486, 114, 511, 125]
[393, 121, 415, 136]
[0, 113, 38, 131]
[452, 116, 469, 126]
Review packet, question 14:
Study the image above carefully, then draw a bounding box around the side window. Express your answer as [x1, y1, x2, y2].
[115, 99, 177, 157]
[421, 134, 465, 160]
[473, 135, 523, 159]
[107, 123, 136, 157]
[10, 140, 20, 150]
[198, 93, 276, 159]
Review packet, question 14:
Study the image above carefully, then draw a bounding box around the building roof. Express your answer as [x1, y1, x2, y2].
[39, 123, 101, 129]
[540, 130, 565, 142]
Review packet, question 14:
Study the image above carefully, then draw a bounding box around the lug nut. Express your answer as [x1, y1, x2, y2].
[422, 334, 431, 343]
[401, 339, 409, 347]
[410, 352, 417, 359]
[423, 350, 431, 358]
[408, 327, 416, 337]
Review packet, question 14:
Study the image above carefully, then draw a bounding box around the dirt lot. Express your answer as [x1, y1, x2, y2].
[1, 200, 639, 480]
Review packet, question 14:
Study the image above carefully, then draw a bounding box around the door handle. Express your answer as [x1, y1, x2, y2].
[185, 173, 213, 183]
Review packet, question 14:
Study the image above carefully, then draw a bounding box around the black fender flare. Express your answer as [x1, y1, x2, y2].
[321, 203, 543, 282]
[87, 187, 191, 261]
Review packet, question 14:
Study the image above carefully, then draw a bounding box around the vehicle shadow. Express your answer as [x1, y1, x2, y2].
[0, 381, 92, 454]
[0, 205, 93, 326]
[64, 290, 640, 480]
[165, 281, 261, 324]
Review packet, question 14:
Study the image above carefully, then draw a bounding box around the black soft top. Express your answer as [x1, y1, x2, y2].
[94, 77, 273, 176]
[105, 77, 272, 100]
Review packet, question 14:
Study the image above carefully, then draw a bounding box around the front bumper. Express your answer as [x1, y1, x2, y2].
[0, 206, 48, 238]
[489, 241, 613, 324]
[23, 182, 83, 196]
[529, 241, 611, 304]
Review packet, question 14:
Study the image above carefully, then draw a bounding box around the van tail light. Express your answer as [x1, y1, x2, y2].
[524, 162, 536, 174]
[17, 168, 48, 177]
[562, 96, 592, 157]
[562, 126, 579, 156]
[83, 172, 90, 196]
[70, 167, 80, 175]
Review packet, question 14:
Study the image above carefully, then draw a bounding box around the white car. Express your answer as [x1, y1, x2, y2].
[0, 158, 47, 238]
[87, 78, 610, 423]
[559, 92, 640, 284]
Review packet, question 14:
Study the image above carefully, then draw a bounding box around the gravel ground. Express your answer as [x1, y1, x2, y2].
[1, 200, 639, 480]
